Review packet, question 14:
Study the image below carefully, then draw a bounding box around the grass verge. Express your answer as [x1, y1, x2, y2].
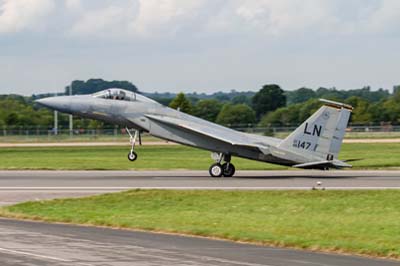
[2, 131, 400, 143]
[0, 143, 400, 170]
[1, 189, 399, 259]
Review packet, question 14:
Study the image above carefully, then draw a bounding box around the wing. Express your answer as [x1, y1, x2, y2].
[144, 114, 270, 153]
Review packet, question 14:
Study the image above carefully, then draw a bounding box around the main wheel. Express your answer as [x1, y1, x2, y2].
[128, 151, 137, 161]
[222, 163, 235, 177]
[209, 163, 223, 178]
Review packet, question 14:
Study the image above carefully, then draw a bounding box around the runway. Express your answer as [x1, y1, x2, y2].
[0, 218, 398, 266]
[1, 170, 400, 205]
[1, 170, 400, 265]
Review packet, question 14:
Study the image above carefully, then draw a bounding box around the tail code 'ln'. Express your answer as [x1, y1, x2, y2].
[278, 99, 353, 160]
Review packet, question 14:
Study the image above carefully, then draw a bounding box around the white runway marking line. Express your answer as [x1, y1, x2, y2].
[0, 247, 70, 262]
[0, 247, 95, 266]
[0, 186, 400, 190]
[0, 226, 270, 266]
[107, 244, 273, 266]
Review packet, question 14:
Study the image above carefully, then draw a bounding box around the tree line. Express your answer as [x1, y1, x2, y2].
[2, 79, 400, 131]
[166, 84, 400, 127]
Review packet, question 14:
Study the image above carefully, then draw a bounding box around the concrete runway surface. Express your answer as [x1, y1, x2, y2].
[1, 170, 400, 266]
[0, 218, 398, 266]
[1, 170, 400, 205]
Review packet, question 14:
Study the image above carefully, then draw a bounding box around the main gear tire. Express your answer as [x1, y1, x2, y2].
[209, 163, 223, 178]
[222, 163, 235, 177]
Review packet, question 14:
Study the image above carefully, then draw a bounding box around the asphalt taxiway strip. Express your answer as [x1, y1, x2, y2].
[1, 171, 400, 266]
[0, 218, 398, 266]
[1, 170, 400, 206]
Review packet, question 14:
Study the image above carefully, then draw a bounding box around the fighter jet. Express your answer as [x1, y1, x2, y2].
[36, 88, 353, 177]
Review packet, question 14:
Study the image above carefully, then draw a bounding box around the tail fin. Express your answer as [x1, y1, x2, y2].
[278, 99, 353, 161]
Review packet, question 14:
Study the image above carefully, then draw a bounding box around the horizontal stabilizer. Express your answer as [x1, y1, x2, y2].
[343, 158, 363, 163]
[293, 160, 352, 169]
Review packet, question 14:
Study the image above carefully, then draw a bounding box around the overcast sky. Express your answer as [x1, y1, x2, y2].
[0, 0, 400, 95]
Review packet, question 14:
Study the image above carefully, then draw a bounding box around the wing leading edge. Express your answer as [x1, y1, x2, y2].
[144, 114, 267, 152]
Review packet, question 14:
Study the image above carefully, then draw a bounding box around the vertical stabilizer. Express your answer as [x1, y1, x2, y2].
[278, 99, 353, 161]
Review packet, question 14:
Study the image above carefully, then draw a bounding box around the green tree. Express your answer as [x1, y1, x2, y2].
[232, 95, 251, 105]
[5, 112, 19, 126]
[380, 90, 400, 123]
[315, 87, 343, 101]
[193, 99, 222, 122]
[252, 84, 286, 119]
[286, 87, 316, 105]
[345, 96, 372, 124]
[394, 85, 400, 95]
[88, 120, 104, 129]
[216, 104, 256, 126]
[259, 99, 321, 126]
[151, 97, 173, 106]
[169, 92, 193, 114]
[67, 79, 138, 95]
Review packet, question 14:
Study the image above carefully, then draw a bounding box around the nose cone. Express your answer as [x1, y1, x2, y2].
[35, 96, 72, 113]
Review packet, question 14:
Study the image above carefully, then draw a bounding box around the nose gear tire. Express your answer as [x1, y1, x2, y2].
[128, 151, 137, 161]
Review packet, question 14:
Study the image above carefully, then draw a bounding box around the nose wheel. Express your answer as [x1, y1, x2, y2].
[209, 153, 236, 178]
[126, 128, 141, 162]
[128, 151, 137, 161]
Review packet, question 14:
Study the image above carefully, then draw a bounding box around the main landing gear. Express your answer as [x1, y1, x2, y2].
[209, 153, 236, 178]
[126, 128, 141, 162]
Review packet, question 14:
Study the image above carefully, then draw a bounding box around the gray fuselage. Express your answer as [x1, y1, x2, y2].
[36, 91, 352, 170]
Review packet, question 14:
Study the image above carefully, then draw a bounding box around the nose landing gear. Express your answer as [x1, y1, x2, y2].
[128, 150, 137, 161]
[126, 128, 141, 162]
[209, 153, 236, 178]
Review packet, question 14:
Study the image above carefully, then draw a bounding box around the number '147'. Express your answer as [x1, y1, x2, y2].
[293, 139, 318, 151]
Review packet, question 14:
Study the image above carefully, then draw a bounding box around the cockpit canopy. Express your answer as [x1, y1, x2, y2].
[92, 89, 157, 104]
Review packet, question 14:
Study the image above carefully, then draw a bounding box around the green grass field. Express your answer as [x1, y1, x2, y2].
[0, 143, 399, 170]
[2, 190, 400, 259]
[2, 131, 400, 143]
[0, 134, 161, 143]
